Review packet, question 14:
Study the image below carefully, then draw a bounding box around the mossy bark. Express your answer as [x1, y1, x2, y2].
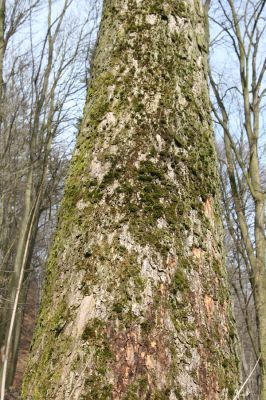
[22, 0, 240, 399]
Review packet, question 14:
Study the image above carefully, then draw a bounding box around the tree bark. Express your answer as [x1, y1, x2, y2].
[22, 0, 240, 399]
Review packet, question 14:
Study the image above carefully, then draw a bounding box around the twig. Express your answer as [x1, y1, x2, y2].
[233, 355, 261, 400]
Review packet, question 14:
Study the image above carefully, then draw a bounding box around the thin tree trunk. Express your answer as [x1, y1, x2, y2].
[251, 137, 266, 399]
[22, 1, 240, 399]
[258, 283, 266, 399]
[8, 293, 24, 388]
[0, 168, 34, 347]
[12, 275, 38, 393]
[1, 169, 46, 400]
[0, 0, 5, 120]
[0, 0, 6, 276]
[8, 221, 40, 389]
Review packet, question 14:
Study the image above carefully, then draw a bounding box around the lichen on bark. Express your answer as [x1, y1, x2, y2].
[22, 0, 240, 399]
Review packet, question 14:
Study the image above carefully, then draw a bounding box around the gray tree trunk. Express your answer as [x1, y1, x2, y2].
[0, 0, 5, 114]
[22, 0, 240, 399]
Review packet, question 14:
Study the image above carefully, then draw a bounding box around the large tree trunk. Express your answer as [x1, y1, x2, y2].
[22, 0, 240, 399]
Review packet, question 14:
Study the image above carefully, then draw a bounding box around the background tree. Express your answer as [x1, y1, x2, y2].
[22, 0, 240, 399]
[208, 0, 266, 397]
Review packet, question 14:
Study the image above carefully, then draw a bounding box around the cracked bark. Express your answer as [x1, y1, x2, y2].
[22, 0, 240, 399]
